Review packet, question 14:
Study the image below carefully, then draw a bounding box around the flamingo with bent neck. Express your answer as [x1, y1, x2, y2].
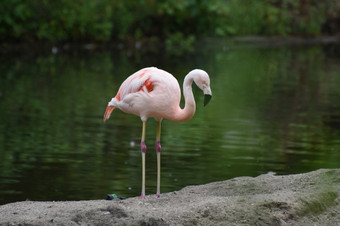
[103, 67, 212, 198]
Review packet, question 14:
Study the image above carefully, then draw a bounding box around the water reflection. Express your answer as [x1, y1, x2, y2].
[0, 42, 340, 204]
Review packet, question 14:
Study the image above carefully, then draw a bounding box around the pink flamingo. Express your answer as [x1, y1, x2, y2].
[103, 67, 212, 198]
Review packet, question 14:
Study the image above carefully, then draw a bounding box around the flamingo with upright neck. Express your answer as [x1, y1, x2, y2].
[104, 67, 212, 198]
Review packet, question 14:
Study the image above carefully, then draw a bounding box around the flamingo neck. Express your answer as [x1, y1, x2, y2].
[172, 72, 196, 122]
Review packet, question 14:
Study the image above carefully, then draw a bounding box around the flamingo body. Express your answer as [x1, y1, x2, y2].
[106, 67, 182, 122]
[104, 67, 212, 198]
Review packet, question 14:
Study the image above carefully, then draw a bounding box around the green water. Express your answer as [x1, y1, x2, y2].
[0, 41, 340, 204]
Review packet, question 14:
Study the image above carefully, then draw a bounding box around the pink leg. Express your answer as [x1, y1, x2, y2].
[155, 141, 161, 152]
[155, 141, 161, 198]
[141, 141, 146, 199]
[141, 141, 147, 152]
[141, 122, 147, 199]
[155, 121, 162, 198]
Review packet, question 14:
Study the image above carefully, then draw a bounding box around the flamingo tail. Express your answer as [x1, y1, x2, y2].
[103, 106, 115, 122]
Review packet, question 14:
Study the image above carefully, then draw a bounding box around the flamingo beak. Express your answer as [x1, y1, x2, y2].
[103, 106, 115, 122]
[204, 94, 212, 106]
[203, 86, 212, 106]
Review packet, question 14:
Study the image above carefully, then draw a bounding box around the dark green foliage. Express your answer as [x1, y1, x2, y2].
[0, 0, 339, 43]
[0, 0, 113, 42]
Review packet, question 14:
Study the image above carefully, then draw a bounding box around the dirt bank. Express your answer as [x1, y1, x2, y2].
[0, 168, 339, 225]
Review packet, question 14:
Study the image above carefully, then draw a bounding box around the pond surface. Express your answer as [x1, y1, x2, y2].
[1, 41, 340, 204]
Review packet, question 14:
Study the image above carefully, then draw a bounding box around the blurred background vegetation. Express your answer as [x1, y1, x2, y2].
[1, 0, 339, 45]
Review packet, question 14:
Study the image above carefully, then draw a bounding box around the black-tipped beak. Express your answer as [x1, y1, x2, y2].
[204, 94, 212, 106]
[203, 86, 212, 106]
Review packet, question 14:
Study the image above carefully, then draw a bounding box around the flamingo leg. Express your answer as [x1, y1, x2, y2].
[141, 122, 147, 199]
[155, 120, 162, 198]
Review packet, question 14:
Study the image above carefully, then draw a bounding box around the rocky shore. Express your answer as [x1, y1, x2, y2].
[0, 168, 339, 225]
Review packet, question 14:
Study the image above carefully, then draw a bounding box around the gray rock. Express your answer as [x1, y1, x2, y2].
[0, 168, 339, 225]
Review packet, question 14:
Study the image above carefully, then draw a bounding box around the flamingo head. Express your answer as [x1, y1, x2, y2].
[192, 69, 212, 106]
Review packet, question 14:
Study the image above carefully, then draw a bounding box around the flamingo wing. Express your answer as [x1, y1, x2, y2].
[118, 68, 155, 101]
[104, 68, 158, 121]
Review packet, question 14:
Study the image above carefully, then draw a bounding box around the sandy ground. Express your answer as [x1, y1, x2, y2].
[0, 168, 339, 226]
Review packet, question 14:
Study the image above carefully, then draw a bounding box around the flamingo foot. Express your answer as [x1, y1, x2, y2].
[141, 193, 146, 199]
[156, 194, 160, 198]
